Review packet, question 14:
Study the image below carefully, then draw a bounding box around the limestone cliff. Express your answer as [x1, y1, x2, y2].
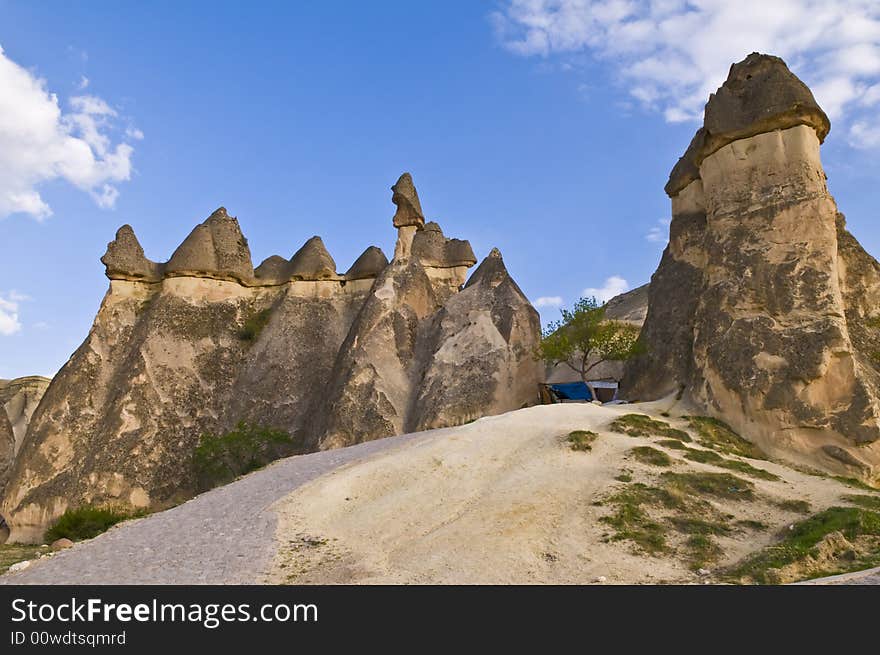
[624, 53, 880, 484]
[1, 174, 541, 542]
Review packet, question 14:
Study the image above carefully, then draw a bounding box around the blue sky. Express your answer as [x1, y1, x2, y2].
[2, 1, 880, 379]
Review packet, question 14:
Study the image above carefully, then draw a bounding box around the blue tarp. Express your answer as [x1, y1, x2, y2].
[549, 382, 593, 401]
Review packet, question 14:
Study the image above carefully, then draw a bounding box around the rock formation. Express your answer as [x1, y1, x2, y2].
[624, 53, 880, 484]
[0, 376, 51, 500]
[0, 376, 51, 457]
[1, 174, 542, 542]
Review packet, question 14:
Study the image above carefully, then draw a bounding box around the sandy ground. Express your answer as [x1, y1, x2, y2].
[268, 400, 871, 584]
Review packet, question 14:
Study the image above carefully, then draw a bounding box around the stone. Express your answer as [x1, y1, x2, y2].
[286, 236, 338, 280]
[0, 409, 13, 500]
[8, 560, 30, 573]
[165, 207, 255, 283]
[50, 538, 73, 551]
[101, 225, 164, 282]
[666, 53, 830, 196]
[624, 53, 880, 485]
[391, 172, 424, 228]
[412, 222, 477, 268]
[344, 246, 389, 281]
[0, 376, 51, 457]
[1, 174, 542, 542]
[253, 255, 289, 284]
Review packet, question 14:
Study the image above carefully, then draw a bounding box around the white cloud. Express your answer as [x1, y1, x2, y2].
[583, 275, 629, 303]
[849, 121, 880, 149]
[534, 295, 564, 307]
[0, 292, 24, 336]
[0, 45, 139, 220]
[77, 75, 89, 90]
[645, 217, 671, 243]
[492, 1, 880, 141]
[126, 126, 145, 140]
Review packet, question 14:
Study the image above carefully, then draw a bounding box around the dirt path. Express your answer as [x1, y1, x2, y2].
[0, 430, 436, 585]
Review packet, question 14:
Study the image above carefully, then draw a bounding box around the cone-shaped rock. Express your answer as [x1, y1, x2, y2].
[165, 207, 254, 282]
[344, 246, 388, 280]
[286, 236, 337, 280]
[101, 225, 163, 282]
[254, 255, 289, 284]
[391, 172, 425, 228]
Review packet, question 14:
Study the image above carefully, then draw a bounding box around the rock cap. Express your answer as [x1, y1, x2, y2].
[391, 173, 425, 228]
[666, 53, 831, 196]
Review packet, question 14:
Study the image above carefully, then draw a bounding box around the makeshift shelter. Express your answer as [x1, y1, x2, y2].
[539, 379, 619, 404]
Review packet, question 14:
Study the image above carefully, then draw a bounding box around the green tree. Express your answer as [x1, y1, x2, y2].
[536, 297, 643, 397]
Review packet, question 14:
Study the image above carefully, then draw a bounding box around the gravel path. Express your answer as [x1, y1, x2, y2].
[796, 567, 880, 585]
[1, 430, 436, 585]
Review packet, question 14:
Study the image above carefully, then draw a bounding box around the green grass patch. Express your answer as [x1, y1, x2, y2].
[614, 472, 633, 483]
[238, 308, 272, 341]
[686, 416, 766, 460]
[628, 446, 672, 467]
[682, 447, 779, 481]
[567, 430, 598, 452]
[775, 499, 812, 514]
[45, 506, 146, 543]
[599, 496, 668, 554]
[669, 516, 731, 536]
[843, 494, 880, 511]
[662, 471, 755, 501]
[736, 519, 768, 531]
[609, 414, 691, 441]
[724, 507, 880, 584]
[832, 476, 879, 492]
[686, 534, 724, 570]
[656, 439, 689, 450]
[0, 544, 44, 575]
[193, 421, 301, 492]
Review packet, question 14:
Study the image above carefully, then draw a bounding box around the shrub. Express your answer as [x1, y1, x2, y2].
[239, 308, 272, 341]
[193, 422, 300, 491]
[45, 506, 144, 543]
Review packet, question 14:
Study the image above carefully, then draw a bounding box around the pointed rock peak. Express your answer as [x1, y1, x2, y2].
[165, 207, 254, 282]
[101, 224, 162, 281]
[391, 172, 425, 228]
[666, 52, 831, 197]
[287, 236, 338, 280]
[206, 206, 230, 222]
[345, 246, 389, 281]
[464, 248, 509, 288]
[423, 221, 443, 233]
[254, 255, 289, 282]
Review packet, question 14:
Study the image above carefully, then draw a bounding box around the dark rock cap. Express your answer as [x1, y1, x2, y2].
[464, 248, 509, 288]
[412, 222, 477, 268]
[101, 225, 163, 282]
[286, 236, 338, 280]
[391, 173, 425, 228]
[345, 246, 389, 280]
[666, 53, 831, 196]
[165, 207, 255, 282]
[254, 255, 290, 283]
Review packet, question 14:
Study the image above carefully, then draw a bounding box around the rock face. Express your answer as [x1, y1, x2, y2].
[1, 174, 542, 542]
[624, 53, 880, 484]
[0, 376, 51, 457]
